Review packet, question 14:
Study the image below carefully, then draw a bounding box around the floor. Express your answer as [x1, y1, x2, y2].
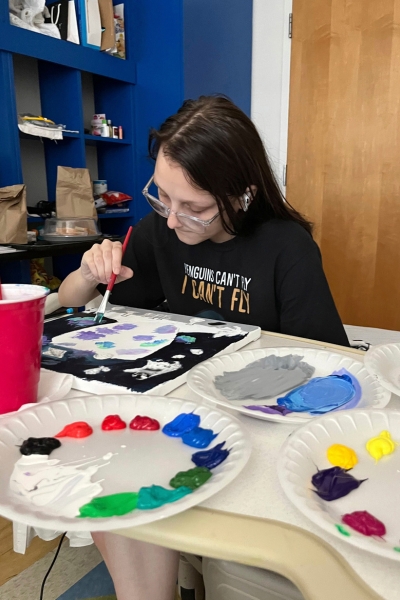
[0, 516, 103, 599]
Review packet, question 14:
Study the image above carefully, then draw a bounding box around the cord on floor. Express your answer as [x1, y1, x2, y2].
[39, 532, 67, 600]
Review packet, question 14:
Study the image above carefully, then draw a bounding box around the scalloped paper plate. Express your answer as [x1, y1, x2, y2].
[0, 394, 251, 531]
[364, 343, 400, 397]
[186, 347, 391, 424]
[278, 409, 400, 560]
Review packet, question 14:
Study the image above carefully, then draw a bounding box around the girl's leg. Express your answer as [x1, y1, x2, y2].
[92, 531, 179, 600]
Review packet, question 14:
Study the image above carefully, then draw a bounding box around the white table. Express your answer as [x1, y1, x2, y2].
[65, 331, 400, 600]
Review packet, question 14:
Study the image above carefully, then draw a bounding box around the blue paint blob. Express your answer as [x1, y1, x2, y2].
[66, 317, 95, 327]
[74, 330, 106, 341]
[140, 339, 168, 347]
[176, 335, 196, 344]
[137, 485, 192, 509]
[162, 413, 201, 437]
[95, 341, 116, 349]
[112, 323, 137, 331]
[191, 442, 230, 469]
[277, 374, 356, 415]
[331, 368, 361, 409]
[155, 325, 177, 334]
[181, 427, 218, 449]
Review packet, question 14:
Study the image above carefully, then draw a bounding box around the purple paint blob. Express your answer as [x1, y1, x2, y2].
[191, 442, 230, 469]
[132, 335, 154, 341]
[42, 335, 50, 345]
[116, 348, 146, 356]
[74, 330, 106, 341]
[162, 413, 201, 437]
[181, 427, 218, 449]
[311, 466, 366, 501]
[155, 325, 177, 334]
[112, 323, 137, 331]
[97, 327, 117, 335]
[245, 405, 293, 416]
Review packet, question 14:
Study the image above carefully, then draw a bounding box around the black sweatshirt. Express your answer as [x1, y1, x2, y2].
[101, 212, 349, 347]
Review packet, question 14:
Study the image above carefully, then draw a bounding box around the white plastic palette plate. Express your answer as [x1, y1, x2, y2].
[364, 343, 400, 397]
[186, 347, 391, 424]
[277, 409, 400, 560]
[0, 394, 251, 531]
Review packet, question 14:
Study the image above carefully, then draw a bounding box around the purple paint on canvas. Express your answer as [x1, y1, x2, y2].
[112, 324, 137, 331]
[245, 404, 293, 416]
[331, 368, 362, 409]
[116, 348, 146, 356]
[132, 335, 154, 341]
[96, 327, 117, 335]
[74, 331, 106, 341]
[155, 325, 177, 334]
[42, 334, 50, 345]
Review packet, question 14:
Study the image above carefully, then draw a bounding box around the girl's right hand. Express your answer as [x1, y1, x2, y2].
[80, 239, 134, 285]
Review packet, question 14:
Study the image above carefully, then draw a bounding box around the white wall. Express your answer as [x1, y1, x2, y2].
[251, 0, 292, 189]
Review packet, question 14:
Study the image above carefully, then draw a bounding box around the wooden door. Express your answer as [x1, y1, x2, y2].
[286, 0, 400, 329]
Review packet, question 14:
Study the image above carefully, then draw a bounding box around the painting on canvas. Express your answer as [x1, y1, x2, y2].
[41, 306, 260, 395]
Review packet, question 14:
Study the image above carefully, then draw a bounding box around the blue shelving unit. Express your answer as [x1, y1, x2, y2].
[0, 0, 253, 279]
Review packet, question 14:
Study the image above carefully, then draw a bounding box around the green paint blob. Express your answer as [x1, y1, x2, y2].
[138, 485, 192, 509]
[170, 466, 212, 490]
[79, 492, 138, 518]
[335, 524, 351, 537]
[393, 547, 400, 553]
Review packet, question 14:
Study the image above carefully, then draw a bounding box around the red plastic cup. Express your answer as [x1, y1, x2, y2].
[0, 284, 48, 414]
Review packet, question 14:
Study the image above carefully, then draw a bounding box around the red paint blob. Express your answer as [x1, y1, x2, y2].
[101, 415, 127, 431]
[342, 511, 386, 537]
[129, 415, 160, 431]
[55, 421, 93, 439]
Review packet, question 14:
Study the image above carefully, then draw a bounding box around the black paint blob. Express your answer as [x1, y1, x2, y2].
[19, 437, 61, 456]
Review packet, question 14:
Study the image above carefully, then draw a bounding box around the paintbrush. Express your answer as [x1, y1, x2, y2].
[94, 226, 133, 325]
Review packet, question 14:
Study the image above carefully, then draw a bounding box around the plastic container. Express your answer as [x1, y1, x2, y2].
[0, 284, 48, 414]
[42, 217, 101, 242]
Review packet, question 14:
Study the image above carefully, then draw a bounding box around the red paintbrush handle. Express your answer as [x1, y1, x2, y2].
[106, 226, 133, 292]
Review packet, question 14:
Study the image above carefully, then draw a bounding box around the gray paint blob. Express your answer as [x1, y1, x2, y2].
[214, 354, 315, 401]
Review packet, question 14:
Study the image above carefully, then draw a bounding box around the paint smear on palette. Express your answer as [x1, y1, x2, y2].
[9, 454, 103, 518]
[214, 354, 315, 402]
[277, 373, 356, 415]
[51, 322, 179, 361]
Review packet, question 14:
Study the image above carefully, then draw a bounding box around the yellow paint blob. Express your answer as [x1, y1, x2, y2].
[366, 430, 398, 462]
[327, 444, 358, 469]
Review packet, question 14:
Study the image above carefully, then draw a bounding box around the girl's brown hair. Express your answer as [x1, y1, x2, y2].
[149, 95, 312, 236]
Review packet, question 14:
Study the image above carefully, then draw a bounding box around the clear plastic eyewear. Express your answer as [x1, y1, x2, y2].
[142, 175, 220, 232]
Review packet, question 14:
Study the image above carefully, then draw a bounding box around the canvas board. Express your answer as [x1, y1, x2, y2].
[41, 306, 260, 396]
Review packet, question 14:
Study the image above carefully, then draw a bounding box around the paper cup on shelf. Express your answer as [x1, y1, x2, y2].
[0, 284, 49, 414]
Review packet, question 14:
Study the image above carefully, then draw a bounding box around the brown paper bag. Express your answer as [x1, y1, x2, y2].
[0, 184, 28, 244]
[56, 166, 97, 219]
[99, 0, 115, 51]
